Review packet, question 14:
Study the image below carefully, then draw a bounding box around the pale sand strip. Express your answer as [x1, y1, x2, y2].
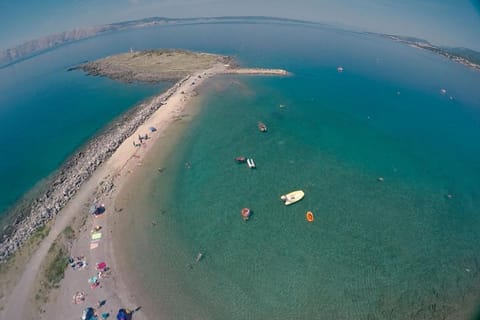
[223, 68, 291, 76]
[1, 64, 288, 320]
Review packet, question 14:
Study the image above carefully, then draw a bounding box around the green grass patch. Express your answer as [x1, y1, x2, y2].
[45, 243, 68, 288]
[29, 224, 50, 245]
[62, 225, 75, 241]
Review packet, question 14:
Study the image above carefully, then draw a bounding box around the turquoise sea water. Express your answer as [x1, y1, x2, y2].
[113, 25, 480, 319]
[2, 22, 480, 319]
[0, 53, 167, 215]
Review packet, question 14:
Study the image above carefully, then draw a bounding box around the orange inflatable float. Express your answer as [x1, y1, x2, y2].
[306, 211, 314, 222]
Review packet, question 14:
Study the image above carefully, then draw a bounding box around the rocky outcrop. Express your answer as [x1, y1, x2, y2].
[77, 49, 234, 83]
[0, 76, 189, 263]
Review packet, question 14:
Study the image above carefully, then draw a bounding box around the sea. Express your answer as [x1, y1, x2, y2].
[1, 21, 480, 319]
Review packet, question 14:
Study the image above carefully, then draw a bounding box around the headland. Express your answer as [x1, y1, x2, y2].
[0, 49, 288, 320]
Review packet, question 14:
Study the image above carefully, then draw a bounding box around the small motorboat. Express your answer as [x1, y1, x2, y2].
[258, 122, 268, 132]
[280, 190, 305, 206]
[235, 156, 246, 163]
[247, 158, 256, 169]
[337, 66, 344, 72]
[306, 211, 314, 222]
[241, 208, 252, 221]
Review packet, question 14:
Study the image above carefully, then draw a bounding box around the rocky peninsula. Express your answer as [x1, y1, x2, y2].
[0, 49, 288, 263]
[76, 49, 290, 82]
[0, 48, 288, 320]
[77, 49, 235, 82]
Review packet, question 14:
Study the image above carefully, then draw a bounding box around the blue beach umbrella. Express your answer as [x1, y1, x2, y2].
[116, 309, 128, 320]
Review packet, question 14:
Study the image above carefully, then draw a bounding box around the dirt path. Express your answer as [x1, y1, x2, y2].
[0, 68, 219, 320]
[0, 165, 107, 320]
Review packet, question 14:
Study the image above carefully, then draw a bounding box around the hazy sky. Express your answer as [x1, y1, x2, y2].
[1, 0, 479, 50]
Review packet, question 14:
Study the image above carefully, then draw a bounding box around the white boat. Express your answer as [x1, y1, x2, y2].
[247, 158, 256, 168]
[280, 190, 304, 206]
[258, 122, 268, 132]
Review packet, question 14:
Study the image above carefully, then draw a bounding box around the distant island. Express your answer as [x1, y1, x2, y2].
[382, 34, 480, 72]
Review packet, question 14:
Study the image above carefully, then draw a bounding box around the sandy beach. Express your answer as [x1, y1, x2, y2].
[0, 60, 288, 320]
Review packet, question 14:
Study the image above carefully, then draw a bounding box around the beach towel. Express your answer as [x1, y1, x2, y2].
[72, 291, 86, 304]
[97, 261, 107, 270]
[91, 232, 102, 240]
[90, 242, 99, 250]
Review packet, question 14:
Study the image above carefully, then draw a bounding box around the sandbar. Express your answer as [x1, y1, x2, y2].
[0, 49, 288, 320]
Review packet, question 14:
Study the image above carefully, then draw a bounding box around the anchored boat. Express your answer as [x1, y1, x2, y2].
[258, 122, 268, 132]
[241, 208, 252, 221]
[247, 158, 256, 168]
[235, 156, 246, 163]
[280, 190, 305, 206]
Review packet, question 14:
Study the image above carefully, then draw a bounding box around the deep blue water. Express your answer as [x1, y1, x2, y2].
[1, 21, 480, 319]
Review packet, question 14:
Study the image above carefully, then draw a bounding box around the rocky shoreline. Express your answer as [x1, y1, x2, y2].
[0, 76, 190, 263]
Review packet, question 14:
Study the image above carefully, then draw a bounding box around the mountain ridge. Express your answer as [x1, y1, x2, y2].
[0, 16, 315, 68]
[1, 16, 479, 72]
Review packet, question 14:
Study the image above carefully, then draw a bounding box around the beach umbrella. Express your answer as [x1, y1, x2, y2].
[116, 309, 128, 320]
[149, 126, 157, 132]
[90, 203, 105, 215]
[95, 205, 106, 215]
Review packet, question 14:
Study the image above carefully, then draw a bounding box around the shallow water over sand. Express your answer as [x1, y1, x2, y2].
[114, 24, 480, 319]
